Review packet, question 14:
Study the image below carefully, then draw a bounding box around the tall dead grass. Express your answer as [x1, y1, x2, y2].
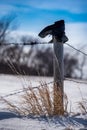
[78, 99, 87, 114]
[21, 83, 53, 116]
[0, 82, 69, 116]
[53, 83, 64, 115]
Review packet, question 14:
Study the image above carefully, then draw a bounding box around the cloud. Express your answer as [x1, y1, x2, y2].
[0, 3, 31, 17]
[66, 22, 87, 45]
[27, 0, 87, 14]
[9, 22, 87, 46]
[0, 4, 15, 16]
[8, 30, 49, 43]
[1, 0, 87, 14]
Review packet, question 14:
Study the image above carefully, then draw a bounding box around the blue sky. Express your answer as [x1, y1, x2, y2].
[0, 0, 87, 45]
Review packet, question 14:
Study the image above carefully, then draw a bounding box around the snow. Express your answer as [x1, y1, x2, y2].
[0, 74, 87, 130]
[0, 112, 87, 130]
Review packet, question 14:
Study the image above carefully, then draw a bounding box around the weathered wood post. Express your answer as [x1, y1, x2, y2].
[53, 37, 64, 115]
[38, 20, 68, 115]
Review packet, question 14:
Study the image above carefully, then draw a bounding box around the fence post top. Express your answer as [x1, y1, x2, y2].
[38, 20, 68, 43]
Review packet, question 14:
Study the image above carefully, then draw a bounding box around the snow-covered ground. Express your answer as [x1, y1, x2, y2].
[0, 74, 87, 130]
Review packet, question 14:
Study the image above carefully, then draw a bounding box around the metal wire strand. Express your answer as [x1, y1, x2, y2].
[65, 43, 87, 57]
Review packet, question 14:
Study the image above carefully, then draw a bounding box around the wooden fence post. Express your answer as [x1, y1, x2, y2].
[53, 36, 64, 115]
[38, 20, 68, 115]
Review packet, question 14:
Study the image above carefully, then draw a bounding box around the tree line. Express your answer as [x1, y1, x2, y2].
[0, 15, 86, 79]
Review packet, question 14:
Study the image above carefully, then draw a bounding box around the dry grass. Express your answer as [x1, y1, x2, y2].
[64, 93, 68, 114]
[78, 98, 87, 114]
[53, 84, 64, 115]
[0, 82, 69, 116]
[21, 83, 53, 116]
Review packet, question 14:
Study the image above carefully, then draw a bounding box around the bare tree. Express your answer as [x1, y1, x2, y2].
[1, 45, 23, 64]
[64, 53, 79, 78]
[0, 15, 16, 44]
[30, 46, 53, 76]
[72, 44, 87, 79]
[76, 55, 86, 79]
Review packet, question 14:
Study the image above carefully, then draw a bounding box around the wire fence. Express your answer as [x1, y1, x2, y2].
[0, 77, 87, 99]
[65, 43, 87, 56]
[0, 81, 54, 98]
[0, 41, 87, 57]
[0, 41, 87, 99]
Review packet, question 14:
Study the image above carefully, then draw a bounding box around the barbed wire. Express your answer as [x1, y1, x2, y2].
[0, 42, 50, 46]
[65, 43, 87, 56]
[0, 41, 87, 99]
[1, 42, 87, 57]
[0, 77, 87, 99]
[0, 81, 54, 98]
[64, 78, 87, 85]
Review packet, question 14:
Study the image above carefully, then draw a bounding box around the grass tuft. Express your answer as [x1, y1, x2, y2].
[0, 82, 69, 116]
[78, 99, 87, 114]
[21, 82, 53, 116]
